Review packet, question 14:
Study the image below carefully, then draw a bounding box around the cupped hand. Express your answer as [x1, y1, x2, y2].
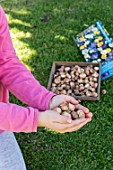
[49, 94, 92, 121]
[38, 110, 92, 133]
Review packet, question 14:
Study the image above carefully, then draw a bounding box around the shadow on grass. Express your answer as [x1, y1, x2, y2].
[2, 0, 88, 86]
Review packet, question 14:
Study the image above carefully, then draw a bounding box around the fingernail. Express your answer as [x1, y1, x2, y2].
[67, 119, 72, 123]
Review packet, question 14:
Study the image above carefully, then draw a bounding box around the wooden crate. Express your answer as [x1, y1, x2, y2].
[47, 62, 101, 100]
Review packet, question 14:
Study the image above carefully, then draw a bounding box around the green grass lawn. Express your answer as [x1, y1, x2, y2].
[1, 0, 113, 169]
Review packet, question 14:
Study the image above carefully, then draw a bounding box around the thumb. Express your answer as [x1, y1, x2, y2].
[69, 96, 78, 105]
[64, 95, 78, 105]
[52, 112, 72, 124]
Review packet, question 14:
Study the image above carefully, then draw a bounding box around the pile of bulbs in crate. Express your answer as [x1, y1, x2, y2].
[51, 64, 99, 98]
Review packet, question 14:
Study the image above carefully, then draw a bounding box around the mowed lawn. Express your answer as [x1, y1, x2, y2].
[1, 0, 113, 169]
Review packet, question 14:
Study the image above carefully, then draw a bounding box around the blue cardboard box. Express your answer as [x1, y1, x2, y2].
[74, 21, 113, 80]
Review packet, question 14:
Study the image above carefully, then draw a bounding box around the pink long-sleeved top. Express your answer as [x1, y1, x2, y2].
[0, 6, 55, 133]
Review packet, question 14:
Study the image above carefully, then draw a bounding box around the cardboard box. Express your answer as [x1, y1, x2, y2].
[74, 21, 113, 80]
[47, 62, 101, 100]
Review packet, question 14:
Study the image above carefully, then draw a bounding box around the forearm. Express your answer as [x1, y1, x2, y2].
[0, 56, 55, 110]
[0, 6, 55, 110]
[0, 102, 38, 132]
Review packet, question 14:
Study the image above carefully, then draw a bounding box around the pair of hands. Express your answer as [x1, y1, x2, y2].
[38, 95, 92, 133]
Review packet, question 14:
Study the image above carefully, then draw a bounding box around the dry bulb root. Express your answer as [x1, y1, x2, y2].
[51, 65, 99, 98]
[53, 103, 85, 120]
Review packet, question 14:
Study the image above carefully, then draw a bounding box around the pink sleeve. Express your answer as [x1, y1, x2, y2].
[0, 102, 38, 132]
[0, 6, 55, 111]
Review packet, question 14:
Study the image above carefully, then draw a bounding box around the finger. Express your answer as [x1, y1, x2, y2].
[85, 117, 92, 122]
[61, 95, 78, 105]
[75, 104, 89, 113]
[53, 117, 87, 131]
[52, 119, 86, 133]
[85, 112, 93, 118]
[62, 118, 90, 132]
[63, 119, 90, 133]
[52, 112, 72, 124]
[87, 118, 92, 122]
[65, 95, 79, 105]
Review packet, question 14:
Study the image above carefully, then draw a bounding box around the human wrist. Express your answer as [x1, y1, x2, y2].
[38, 111, 44, 127]
[48, 95, 56, 110]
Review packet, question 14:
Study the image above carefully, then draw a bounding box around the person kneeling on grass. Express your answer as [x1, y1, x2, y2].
[0, 6, 92, 170]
